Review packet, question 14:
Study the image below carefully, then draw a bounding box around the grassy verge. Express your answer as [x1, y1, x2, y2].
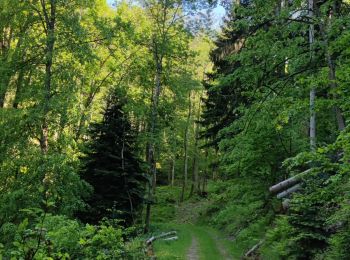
[151, 223, 192, 259]
[152, 223, 233, 260]
[192, 226, 222, 260]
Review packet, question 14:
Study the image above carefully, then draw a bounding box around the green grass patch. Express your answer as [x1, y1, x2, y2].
[152, 223, 192, 259]
[192, 226, 222, 260]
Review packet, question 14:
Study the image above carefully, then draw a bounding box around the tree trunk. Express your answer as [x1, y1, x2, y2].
[180, 91, 192, 202]
[190, 97, 201, 197]
[309, 0, 316, 151]
[171, 157, 175, 186]
[144, 39, 163, 233]
[10, 17, 32, 109]
[0, 26, 12, 107]
[277, 184, 302, 199]
[325, 1, 345, 131]
[40, 0, 56, 154]
[169, 157, 175, 186]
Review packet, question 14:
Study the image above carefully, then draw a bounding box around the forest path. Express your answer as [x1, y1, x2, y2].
[187, 236, 200, 260]
[177, 200, 233, 260]
[185, 225, 232, 260]
[153, 196, 233, 259]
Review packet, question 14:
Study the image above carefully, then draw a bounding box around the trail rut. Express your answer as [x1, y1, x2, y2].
[187, 236, 199, 260]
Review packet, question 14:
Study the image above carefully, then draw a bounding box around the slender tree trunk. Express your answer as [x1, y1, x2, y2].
[171, 156, 175, 186]
[121, 119, 134, 224]
[327, 56, 345, 131]
[144, 41, 162, 233]
[309, 0, 316, 151]
[0, 26, 12, 107]
[190, 98, 201, 197]
[10, 17, 31, 108]
[180, 91, 192, 202]
[39, 0, 56, 153]
[168, 157, 175, 186]
[13, 69, 25, 108]
[168, 159, 171, 185]
[325, 1, 345, 131]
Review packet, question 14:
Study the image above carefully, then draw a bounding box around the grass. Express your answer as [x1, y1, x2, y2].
[152, 223, 192, 259]
[192, 226, 222, 260]
[149, 185, 234, 259]
[151, 223, 232, 260]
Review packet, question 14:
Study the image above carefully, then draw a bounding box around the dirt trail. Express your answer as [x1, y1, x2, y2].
[187, 236, 199, 260]
[177, 201, 233, 260]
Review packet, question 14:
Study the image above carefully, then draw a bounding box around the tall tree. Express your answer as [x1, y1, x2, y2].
[79, 95, 146, 225]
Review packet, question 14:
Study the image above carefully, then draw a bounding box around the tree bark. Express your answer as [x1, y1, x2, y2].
[0, 26, 12, 107]
[190, 97, 201, 197]
[269, 169, 311, 194]
[40, 0, 56, 153]
[269, 175, 301, 194]
[309, 0, 316, 151]
[0, 16, 30, 108]
[325, 1, 345, 131]
[171, 156, 175, 186]
[277, 184, 302, 199]
[180, 91, 192, 202]
[144, 37, 163, 233]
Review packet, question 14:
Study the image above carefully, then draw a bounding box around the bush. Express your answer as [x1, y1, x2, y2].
[0, 214, 145, 259]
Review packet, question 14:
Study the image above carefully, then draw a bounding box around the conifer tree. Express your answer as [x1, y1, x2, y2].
[79, 95, 146, 225]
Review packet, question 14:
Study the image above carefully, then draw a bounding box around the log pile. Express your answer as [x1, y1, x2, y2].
[145, 231, 177, 258]
[269, 169, 312, 207]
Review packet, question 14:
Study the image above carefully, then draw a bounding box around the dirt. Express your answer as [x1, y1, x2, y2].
[187, 236, 200, 260]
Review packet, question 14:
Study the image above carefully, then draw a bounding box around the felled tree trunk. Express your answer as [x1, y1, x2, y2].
[277, 184, 302, 199]
[269, 169, 311, 194]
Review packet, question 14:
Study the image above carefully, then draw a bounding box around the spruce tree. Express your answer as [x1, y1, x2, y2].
[79, 95, 146, 225]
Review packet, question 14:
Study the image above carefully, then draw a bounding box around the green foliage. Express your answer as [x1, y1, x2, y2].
[152, 186, 182, 223]
[204, 180, 273, 257]
[0, 213, 145, 259]
[0, 0, 214, 256]
[201, 0, 350, 258]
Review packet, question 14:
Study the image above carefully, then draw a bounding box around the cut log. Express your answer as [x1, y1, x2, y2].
[276, 184, 301, 199]
[163, 236, 178, 241]
[244, 240, 264, 257]
[269, 175, 300, 193]
[269, 169, 311, 193]
[146, 231, 177, 245]
[282, 199, 290, 209]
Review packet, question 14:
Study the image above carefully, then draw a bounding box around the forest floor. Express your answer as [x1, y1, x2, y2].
[152, 196, 234, 259]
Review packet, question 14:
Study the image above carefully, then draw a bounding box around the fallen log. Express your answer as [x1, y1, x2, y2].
[276, 184, 301, 199]
[146, 231, 177, 245]
[163, 236, 178, 241]
[282, 198, 290, 209]
[244, 240, 264, 257]
[269, 169, 311, 194]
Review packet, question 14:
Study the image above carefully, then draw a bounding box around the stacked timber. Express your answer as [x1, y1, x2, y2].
[269, 169, 312, 199]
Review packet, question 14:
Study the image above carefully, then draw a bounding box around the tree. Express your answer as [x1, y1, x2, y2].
[79, 94, 146, 225]
[141, 0, 195, 232]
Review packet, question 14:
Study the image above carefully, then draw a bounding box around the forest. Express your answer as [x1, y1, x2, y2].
[1, 0, 350, 259]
